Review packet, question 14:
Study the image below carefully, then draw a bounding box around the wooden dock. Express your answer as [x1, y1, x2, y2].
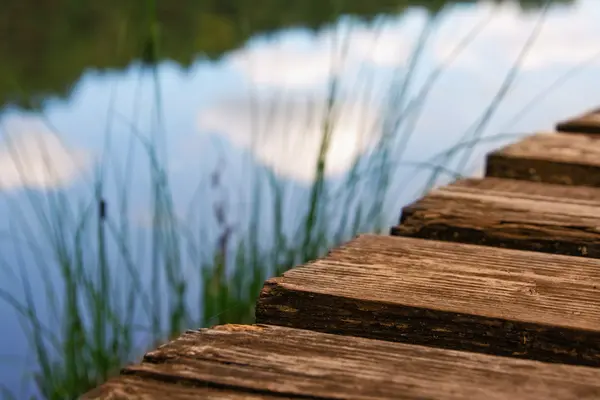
[84, 108, 600, 399]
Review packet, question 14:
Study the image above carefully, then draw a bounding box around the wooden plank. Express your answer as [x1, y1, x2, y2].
[391, 177, 600, 258]
[557, 108, 600, 134]
[485, 132, 600, 187]
[81, 375, 286, 399]
[83, 324, 600, 400]
[448, 176, 600, 201]
[256, 235, 600, 367]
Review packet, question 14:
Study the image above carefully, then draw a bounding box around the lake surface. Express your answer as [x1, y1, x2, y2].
[2, 0, 600, 397]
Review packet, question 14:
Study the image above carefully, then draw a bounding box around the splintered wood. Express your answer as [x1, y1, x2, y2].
[83, 324, 600, 400]
[486, 132, 600, 187]
[257, 235, 600, 366]
[392, 177, 600, 257]
[557, 108, 600, 134]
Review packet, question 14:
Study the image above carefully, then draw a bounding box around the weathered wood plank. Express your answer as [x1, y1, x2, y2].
[485, 132, 600, 187]
[256, 235, 600, 366]
[557, 108, 600, 134]
[82, 375, 286, 399]
[450, 176, 600, 201]
[84, 324, 600, 400]
[391, 177, 600, 258]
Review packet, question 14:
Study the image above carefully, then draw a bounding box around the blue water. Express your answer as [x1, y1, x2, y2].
[1, 0, 600, 397]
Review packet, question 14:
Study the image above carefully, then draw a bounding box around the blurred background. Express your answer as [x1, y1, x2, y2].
[1, 0, 599, 398]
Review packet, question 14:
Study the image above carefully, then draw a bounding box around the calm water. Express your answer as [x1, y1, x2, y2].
[2, 0, 600, 397]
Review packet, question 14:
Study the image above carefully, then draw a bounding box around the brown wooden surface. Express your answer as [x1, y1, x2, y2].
[83, 324, 600, 400]
[257, 234, 600, 366]
[557, 108, 600, 134]
[82, 375, 288, 400]
[391, 177, 600, 258]
[486, 132, 600, 187]
[451, 176, 600, 201]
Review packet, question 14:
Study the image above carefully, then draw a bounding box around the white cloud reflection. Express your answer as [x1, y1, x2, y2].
[228, 0, 600, 89]
[225, 13, 423, 90]
[432, 1, 600, 73]
[207, 0, 600, 183]
[227, 39, 337, 89]
[197, 95, 381, 182]
[0, 116, 91, 190]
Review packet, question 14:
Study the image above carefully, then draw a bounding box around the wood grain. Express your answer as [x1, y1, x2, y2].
[451, 176, 600, 202]
[391, 177, 600, 258]
[557, 108, 600, 134]
[257, 235, 600, 366]
[83, 324, 600, 400]
[81, 374, 286, 399]
[486, 132, 600, 187]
